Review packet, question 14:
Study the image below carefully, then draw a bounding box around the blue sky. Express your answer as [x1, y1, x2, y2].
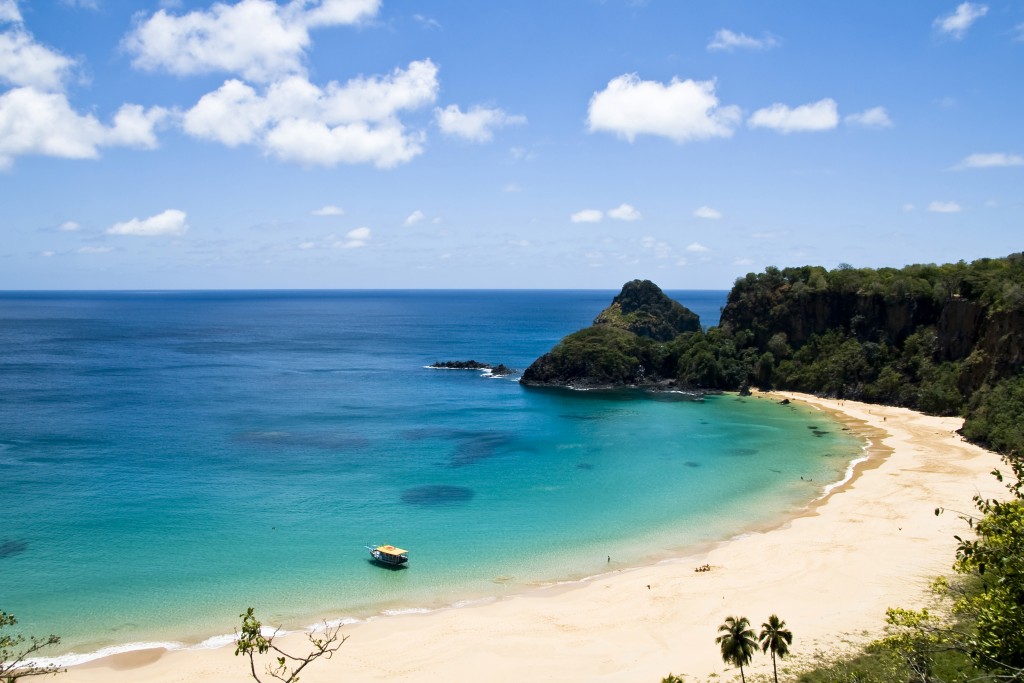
[1, 0, 1021, 289]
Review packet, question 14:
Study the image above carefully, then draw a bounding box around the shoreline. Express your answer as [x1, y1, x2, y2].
[57, 392, 1006, 681]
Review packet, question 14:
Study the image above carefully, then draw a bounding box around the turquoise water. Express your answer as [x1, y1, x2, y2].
[0, 290, 861, 660]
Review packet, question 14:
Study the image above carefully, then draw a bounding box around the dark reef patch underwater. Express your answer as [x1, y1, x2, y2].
[401, 485, 476, 506]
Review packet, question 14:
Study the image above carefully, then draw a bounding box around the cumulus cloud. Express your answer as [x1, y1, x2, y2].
[928, 201, 962, 213]
[748, 98, 838, 133]
[934, 3, 988, 39]
[312, 204, 344, 216]
[59, 220, 80, 231]
[608, 203, 641, 221]
[182, 60, 437, 167]
[686, 242, 710, 253]
[845, 106, 892, 128]
[952, 152, 1024, 169]
[107, 208, 189, 236]
[587, 74, 741, 143]
[707, 28, 779, 52]
[0, 5, 168, 169]
[435, 104, 526, 143]
[570, 209, 603, 223]
[0, 0, 21, 24]
[403, 209, 425, 226]
[0, 87, 168, 169]
[124, 0, 381, 83]
[693, 205, 722, 219]
[332, 226, 370, 248]
[0, 28, 76, 90]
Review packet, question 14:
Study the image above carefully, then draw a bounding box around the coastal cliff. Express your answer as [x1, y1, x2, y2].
[522, 255, 1024, 456]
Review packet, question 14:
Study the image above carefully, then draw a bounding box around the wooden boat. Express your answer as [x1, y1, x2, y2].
[366, 544, 409, 566]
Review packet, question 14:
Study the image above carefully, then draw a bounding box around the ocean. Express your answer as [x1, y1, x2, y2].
[0, 290, 862, 663]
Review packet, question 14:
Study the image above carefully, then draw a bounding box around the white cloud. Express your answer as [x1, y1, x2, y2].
[686, 242, 711, 253]
[509, 146, 536, 161]
[77, 245, 113, 254]
[0, 0, 21, 24]
[59, 220, 80, 231]
[693, 205, 722, 220]
[1015, 22, 1024, 41]
[934, 2, 988, 39]
[928, 201, 962, 213]
[124, 0, 381, 83]
[298, 241, 315, 249]
[587, 74, 741, 143]
[608, 203, 641, 221]
[502, 182, 521, 193]
[641, 236, 675, 260]
[333, 226, 370, 248]
[0, 29, 76, 90]
[903, 203, 916, 212]
[107, 208, 189, 236]
[403, 209, 425, 226]
[707, 29, 779, 52]
[312, 204, 344, 216]
[952, 152, 1024, 169]
[0, 87, 167, 169]
[748, 98, 839, 133]
[435, 104, 526, 143]
[734, 257, 754, 266]
[182, 60, 438, 168]
[413, 14, 441, 30]
[570, 209, 603, 223]
[40, 250, 55, 257]
[845, 106, 892, 128]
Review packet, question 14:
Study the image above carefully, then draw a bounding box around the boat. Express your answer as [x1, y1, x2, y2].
[366, 544, 409, 566]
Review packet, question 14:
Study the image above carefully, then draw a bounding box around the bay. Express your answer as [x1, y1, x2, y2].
[0, 290, 860, 660]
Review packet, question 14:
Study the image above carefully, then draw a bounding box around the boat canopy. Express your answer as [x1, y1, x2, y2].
[375, 545, 408, 555]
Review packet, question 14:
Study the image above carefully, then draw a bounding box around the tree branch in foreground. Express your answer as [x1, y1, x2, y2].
[0, 611, 64, 682]
[234, 607, 348, 683]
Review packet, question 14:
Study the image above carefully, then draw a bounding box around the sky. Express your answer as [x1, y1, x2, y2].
[1, 0, 1022, 290]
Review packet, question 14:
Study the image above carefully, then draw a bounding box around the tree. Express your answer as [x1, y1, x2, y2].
[0, 612, 63, 682]
[234, 607, 348, 683]
[660, 674, 685, 683]
[759, 614, 793, 683]
[716, 615, 758, 683]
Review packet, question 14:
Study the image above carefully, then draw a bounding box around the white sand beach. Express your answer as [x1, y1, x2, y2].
[60, 393, 1007, 682]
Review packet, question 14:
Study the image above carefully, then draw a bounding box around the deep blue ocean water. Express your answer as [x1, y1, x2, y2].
[0, 290, 862, 661]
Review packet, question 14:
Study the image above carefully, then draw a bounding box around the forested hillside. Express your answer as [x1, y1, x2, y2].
[523, 255, 1024, 457]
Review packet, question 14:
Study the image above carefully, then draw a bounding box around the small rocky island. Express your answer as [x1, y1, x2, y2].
[520, 279, 701, 390]
[430, 360, 516, 377]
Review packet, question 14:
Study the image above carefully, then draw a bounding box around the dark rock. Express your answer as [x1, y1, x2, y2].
[430, 360, 516, 376]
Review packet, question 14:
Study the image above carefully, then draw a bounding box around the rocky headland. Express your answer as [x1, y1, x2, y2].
[521, 254, 1024, 458]
[519, 279, 701, 390]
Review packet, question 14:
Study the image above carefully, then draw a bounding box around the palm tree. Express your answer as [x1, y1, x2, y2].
[759, 614, 793, 683]
[716, 615, 757, 683]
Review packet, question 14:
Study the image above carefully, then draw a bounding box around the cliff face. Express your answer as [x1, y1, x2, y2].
[520, 280, 700, 388]
[716, 257, 1024, 415]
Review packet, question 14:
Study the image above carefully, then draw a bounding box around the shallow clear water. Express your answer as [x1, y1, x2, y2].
[0, 290, 860, 658]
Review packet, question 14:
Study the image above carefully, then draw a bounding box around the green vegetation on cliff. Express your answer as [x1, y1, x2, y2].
[522, 254, 1024, 457]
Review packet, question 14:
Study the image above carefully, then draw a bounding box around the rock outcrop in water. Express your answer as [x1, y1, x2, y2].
[520, 280, 701, 389]
[430, 360, 515, 376]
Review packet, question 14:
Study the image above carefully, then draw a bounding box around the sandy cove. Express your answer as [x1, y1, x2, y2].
[62, 393, 1007, 682]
